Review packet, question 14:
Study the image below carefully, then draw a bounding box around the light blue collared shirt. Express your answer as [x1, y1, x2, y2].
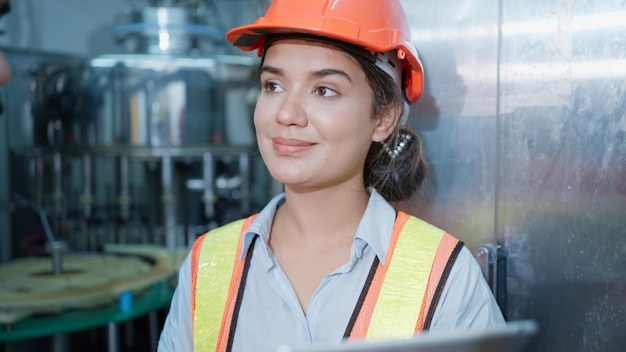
[158, 189, 504, 352]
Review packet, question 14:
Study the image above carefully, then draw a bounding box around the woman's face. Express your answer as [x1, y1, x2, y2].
[254, 39, 392, 191]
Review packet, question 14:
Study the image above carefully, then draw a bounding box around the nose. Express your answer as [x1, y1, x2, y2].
[275, 91, 308, 127]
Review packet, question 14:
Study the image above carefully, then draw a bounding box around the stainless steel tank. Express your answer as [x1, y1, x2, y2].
[17, 54, 257, 148]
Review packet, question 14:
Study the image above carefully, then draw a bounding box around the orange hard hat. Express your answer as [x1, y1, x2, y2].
[226, 0, 424, 103]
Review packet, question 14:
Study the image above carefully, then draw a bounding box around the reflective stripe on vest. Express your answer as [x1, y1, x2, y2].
[346, 211, 462, 341]
[191, 215, 257, 352]
[191, 211, 461, 352]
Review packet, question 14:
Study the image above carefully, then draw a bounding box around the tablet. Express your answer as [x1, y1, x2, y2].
[278, 320, 538, 352]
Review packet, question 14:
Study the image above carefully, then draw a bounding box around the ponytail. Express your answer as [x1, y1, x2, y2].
[352, 53, 429, 202]
[364, 127, 429, 202]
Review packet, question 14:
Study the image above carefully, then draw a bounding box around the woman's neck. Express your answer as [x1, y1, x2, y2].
[268, 185, 370, 313]
[275, 184, 370, 245]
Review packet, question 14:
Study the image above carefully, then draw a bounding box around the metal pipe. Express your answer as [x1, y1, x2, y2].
[35, 156, 44, 208]
[52, 151, 63, 218]
[52, 333, 68, 352]
[13, 193, 66, 276]
[46, 240, 67, 277]
[118, 154, 131, 221]
[202, 152, 215, 219]
[107, 322, 118, 352]
[149, 311, 158, 352]
[239, 152, 250, 215]
[161, 154, 176, 249]
[81, 153, 93, 219]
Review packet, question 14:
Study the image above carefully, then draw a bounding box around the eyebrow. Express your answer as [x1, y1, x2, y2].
[260, 65, 354, 85]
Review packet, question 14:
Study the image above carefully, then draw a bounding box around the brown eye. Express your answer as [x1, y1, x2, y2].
[315, 86, 338, 97]
[262, 81, 283, 93]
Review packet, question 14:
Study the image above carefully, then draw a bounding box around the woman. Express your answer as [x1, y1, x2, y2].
[158, 0, 504, 351]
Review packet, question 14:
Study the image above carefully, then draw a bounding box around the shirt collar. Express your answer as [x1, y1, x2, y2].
[240, 193, 284, 259]
[239, 189, 397, 265]
[354, 189, 397, 266]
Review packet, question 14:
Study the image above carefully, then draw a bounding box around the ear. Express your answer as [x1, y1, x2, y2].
[371, 102, 401, 142]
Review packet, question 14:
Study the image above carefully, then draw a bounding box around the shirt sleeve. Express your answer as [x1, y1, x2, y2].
[429, 246, 506, 331]
[157, 252, 194, 352]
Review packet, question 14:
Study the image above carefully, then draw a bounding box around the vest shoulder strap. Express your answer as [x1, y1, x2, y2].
[419, 230, 464, 330]
[192, 215, 257, 352]
[348, 211, 462, 341]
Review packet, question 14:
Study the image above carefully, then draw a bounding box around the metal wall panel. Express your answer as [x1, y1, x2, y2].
[400, 0, 626, 351]
[498, 1, 626, 351]
[399, 0, 500, 252]
[0, 87, 9, 263]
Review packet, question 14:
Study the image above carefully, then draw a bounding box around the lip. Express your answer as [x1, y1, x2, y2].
[271, 137, 315, 155]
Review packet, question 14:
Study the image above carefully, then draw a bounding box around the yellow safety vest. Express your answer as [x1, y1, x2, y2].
[190, 211, 462, 352]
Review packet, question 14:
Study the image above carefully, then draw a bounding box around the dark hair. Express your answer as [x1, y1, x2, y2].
[352, 54, 429, 202]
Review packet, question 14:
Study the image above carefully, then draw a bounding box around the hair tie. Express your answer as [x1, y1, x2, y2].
[381, 132, 412, 159]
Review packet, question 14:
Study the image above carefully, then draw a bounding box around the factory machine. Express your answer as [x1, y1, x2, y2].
[0, 1, 274, 350]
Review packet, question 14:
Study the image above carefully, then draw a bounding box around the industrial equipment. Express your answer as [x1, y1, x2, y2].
[0, 1, 274, 350]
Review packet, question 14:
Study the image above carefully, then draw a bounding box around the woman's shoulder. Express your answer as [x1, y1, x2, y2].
[431, 246, 506, 329]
